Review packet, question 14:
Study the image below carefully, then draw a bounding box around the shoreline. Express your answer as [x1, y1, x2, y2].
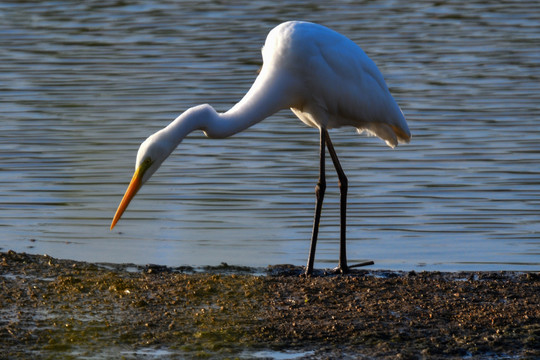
[1, 250, 538, 359]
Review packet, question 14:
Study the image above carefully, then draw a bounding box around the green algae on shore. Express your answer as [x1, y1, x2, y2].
[1, 251, 539, 359]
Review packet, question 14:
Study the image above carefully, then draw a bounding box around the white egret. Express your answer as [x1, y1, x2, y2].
[110, 21, 411, 275]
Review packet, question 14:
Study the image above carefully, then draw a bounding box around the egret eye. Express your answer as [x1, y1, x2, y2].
[140, 157, 153, 171]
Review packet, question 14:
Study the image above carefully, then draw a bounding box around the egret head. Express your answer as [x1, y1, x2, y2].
[110, 130, 173, 230]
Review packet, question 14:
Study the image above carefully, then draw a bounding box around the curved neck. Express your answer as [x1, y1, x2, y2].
[213, 71, 296, 137]
[203, 71, 300, 138]
[158, 69, 300, 158]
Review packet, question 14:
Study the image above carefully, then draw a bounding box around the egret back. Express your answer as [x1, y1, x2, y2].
[264, 21, 410, 148]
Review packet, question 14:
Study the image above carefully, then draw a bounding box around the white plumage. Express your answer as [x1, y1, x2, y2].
[111, 21, 411, 275]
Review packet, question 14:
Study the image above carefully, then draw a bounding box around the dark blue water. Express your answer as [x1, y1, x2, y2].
[1, 0, 539, 271]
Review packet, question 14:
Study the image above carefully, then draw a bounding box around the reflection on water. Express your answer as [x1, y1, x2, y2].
[0, 0, 539, 271]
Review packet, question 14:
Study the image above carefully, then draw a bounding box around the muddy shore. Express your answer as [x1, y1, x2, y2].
[1, 251, 538, 359]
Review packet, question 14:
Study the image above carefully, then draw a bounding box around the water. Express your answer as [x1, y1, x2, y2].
[1, 0, 539, 272]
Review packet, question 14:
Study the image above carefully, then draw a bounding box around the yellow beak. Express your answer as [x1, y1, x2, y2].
[110, 165, 144, 230]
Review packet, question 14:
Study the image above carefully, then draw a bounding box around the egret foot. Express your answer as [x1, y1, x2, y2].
[332, 260, 374, 274]
[349, 260, 375, 269]
[332, 265, 350, 274]
[302, 268, 317, 277]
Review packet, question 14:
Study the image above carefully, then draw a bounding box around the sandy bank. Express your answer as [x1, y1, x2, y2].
[1, 251, 538, 359]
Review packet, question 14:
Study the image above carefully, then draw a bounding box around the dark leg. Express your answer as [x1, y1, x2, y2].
[324, 129, 349, 273]
[305, 128, 326, 276]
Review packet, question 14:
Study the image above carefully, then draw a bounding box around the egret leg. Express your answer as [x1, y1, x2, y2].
[305, 128, 326, 276]
[324, 129, 349, 274]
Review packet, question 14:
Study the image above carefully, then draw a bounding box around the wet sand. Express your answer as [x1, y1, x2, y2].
[1, 250, 538, 359]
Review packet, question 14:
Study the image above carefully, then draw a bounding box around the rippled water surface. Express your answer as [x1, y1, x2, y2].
[1, 0, 539, 271]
